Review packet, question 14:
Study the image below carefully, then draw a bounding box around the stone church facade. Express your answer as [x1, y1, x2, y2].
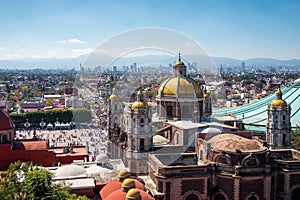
[107, 54, 300, 200]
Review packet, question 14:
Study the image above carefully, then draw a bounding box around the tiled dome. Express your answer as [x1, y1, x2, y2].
[0, 110, 14, 131]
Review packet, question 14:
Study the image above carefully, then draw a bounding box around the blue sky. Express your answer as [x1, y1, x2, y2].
[0, 0, 300, 60]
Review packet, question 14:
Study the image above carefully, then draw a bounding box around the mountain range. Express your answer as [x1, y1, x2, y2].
[0, 54, 299, 70]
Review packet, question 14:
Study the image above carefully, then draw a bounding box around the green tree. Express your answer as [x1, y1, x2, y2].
[292, 126, 300, 149]
[14, 90, 20, 97]
[25, 169, 53, 199]
[21, 86, 29, 95]
[45, 99, 54, 107]
[11, 109, 92, 128]
[0, 162, 88, 200]
[57, 88, 65, 95]
[0, 161, 29, 199]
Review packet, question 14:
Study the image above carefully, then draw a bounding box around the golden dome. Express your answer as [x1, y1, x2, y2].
[157, 77, 202, 98]
[122, 178, 136, 191]
[276, 88, 282, 94]
[131, 101, 147, 110]
[270, 99, 287, 108]
[109, 88, 119, 99]
[137, 90, 143, 95]
[174, 61, 185, 67]
[118, 169, 131, 180]
[126, 189, 142, 200]
[270, 88, 287, 107]
[203, 93, 209, 98]
[109, 94, 119, 99]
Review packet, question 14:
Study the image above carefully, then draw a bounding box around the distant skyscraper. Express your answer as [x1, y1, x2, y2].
[241, 62, 246, 73]
[219, 64, 223, 73]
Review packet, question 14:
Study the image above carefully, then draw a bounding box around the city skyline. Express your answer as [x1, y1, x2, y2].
[0, 0, 300, 61]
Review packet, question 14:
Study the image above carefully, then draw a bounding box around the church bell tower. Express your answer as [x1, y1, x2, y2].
[266, 88, 291, 149]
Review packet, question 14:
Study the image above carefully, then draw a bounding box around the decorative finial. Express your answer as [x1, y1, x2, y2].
[137, 89, 143, 101]
[276, 85, 282, 100]
[178, 52, 181, 62]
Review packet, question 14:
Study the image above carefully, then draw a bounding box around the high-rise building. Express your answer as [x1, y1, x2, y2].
[241, 62, 246, 73]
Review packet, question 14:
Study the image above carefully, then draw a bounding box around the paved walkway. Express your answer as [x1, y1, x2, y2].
[16, 128, 108, 161]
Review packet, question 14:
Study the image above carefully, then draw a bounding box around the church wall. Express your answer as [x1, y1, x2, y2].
[0, 144, 88, 170]
[215, 175, 234, 199]
[150, 172, 210, 200]
[239, 178, 264, 199]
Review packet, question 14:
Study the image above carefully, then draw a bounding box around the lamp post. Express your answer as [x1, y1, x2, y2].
[40, 118, 46, 129]
[25, 119, 30, 130]
[70, 118, 75, 129]
[55, 118, 60, 130]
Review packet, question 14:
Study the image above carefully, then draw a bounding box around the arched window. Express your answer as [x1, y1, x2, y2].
[185, 194, 199, 200]
[140, 118, 144, 127]
[291, 187, 300, 200]
[245, 193, 260, 200]
[176, 133, 179, 144]
[248, 196, 258, 200]
[167, 106, 173, 118]
[215, 154, 232, 166]
[140, 138, 145, 151]
[215, 193, 226, 200]
[199, 150, 203, 160]
[2, 134, 8, 143]
[283, 134, 286, 146]
[132, 139, 136, 150]
[133, 119, 136, 128]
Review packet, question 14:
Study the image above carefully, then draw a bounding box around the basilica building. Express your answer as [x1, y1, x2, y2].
[106, 54, 300, 200]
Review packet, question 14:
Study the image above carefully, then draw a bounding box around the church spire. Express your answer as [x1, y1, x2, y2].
[276, 86, 282, 100]
[173, 52, 186, 77]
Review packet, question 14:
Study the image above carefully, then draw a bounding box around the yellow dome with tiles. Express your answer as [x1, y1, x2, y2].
[203, 93, 209, 98]
[174, 61, 185, 67]
[157, 77, 202, 98]
[131, 90, 148, 110]
[109, 94, 119, 99]
[109, 88, 119, 99]
[122, 178, 136, 190]
[270, 99, 287, 107]
[126, 189, 142, 200]
[118, 169, 131, 179]
[269, 88, 287, 108]
[131, 101, 147, 110]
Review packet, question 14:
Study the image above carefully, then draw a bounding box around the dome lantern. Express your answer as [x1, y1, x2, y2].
[173, 52, 186, 77]
[109, 88, 120, 100]
[126, 189, 142, 200]
[131, 90, 148, 110]
[122, 178, 136, 192]
[269, 87, 287, 108]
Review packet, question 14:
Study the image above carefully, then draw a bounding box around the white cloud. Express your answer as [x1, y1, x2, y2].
[71, 48, 93, 57]
[58, 38, 86, 44]
[1, 54, 24, 60]
[0, 47, 5, 50]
